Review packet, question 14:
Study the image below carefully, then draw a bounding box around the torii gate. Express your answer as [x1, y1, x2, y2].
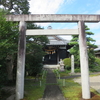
[6, 14, 100, 100]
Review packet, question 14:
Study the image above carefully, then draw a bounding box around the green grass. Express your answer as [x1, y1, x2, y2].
[90, 73, 100, 77]
[22, 70, 100, 100]
[58, 79, 82, 100]
[23, 70, 47, 100]
[23, 78, 46, 100]
[59, 71, 69, 77]
[53, 69, 69, 77]
[57, 71, 100, 100]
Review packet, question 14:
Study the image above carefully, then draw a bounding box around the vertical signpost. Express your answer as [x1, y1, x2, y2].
[16, 21, 26, 100]
[78, 21, 90, 99]
[71, 55, 74, 73]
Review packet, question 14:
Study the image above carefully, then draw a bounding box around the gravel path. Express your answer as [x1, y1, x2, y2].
[42, 69, 66, 100]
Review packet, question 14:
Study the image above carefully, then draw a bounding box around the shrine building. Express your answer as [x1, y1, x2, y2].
[43, 35, 72, 64]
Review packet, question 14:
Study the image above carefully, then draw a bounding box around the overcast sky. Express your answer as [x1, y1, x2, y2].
[29, 0, 100, 45]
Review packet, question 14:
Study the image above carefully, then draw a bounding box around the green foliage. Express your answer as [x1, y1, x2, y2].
[0, 9, 18, 56]
[69, 25, 97, 69]
[0, 0, 30, 14]
[24, 78, 46, 100]
[25, 23, 49, 77]
[58, 78, 100, 100]
[0, 6, 48, 87]
[90, 57, 100, 72]
[26, 54, 43, 77]
[95, 57, 100, 67]
[0, 9, 18, 86]
[74, 68, 81, 73]
[63, 58, 71, 70]
[26, 33, 49, 77]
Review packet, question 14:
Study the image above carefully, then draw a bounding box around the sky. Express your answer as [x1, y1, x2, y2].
[29, 0, 100, 45]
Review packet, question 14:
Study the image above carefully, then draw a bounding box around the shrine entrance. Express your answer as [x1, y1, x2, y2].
[6, 14, 100, 100]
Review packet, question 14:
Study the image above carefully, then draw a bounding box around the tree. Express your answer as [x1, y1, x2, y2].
[0, 0, 30, 85]
[0, 0, 30, 14]
[69, 25, 97, 70]
[0, 0, 49, 84]
[0, 9, 19, 84]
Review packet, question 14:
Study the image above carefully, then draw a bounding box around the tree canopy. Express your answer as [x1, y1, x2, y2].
[0, 9, 19, 85]
[0, 0, 30, 14]
[0, 2, 49, 86]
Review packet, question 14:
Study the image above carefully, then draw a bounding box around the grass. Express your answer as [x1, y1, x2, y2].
[59, 70, 69, 77]
[57, 71, 100, 100]
[22, 70, 47, 100]
[58, 79, 82, 100]
[53, 69, 69, 77]
[22, 77, 46, 100]
[90, 73, 100, 77]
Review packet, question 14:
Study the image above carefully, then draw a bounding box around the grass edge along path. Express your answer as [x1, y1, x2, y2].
[22, 70, 47, 100]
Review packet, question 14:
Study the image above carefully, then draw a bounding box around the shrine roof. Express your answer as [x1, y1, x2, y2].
[94, 45, 100, 51]
[46, 35, 70, 46]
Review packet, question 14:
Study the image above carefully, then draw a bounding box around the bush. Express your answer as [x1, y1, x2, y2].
[95, 57, 100, 67]
[63, 58, 71, 70]
[75, 68, 81, 73]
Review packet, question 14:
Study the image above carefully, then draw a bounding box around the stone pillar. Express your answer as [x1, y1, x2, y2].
[16, 21, 26, 100]
[71, 55, 74, 73]
[78, 21, 90, 99]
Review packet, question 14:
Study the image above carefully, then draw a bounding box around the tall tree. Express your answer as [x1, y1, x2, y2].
[0, 9, 49, 84]
[69, 25, 97, 69]
[0, 9, 18, 84]
[0, 0, 30, 84]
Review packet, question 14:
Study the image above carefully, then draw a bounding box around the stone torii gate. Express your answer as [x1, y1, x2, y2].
[6, 14, 100, 100]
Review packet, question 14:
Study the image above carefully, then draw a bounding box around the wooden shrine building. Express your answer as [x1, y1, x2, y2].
[43, 35, 72, 64]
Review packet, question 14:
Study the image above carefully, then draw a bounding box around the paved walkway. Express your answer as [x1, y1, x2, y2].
[42, 69, 66, 100]
[73, 75, 100, 93]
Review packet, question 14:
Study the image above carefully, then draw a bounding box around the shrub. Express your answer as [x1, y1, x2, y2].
[95, 57, 100, 67]
[63, 58, 71, 70]
[75, 68, 81, 73]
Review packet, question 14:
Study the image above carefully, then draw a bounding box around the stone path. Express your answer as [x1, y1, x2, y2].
[42, 69, 66, 100]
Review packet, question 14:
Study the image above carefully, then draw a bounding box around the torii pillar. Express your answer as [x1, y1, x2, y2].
[16, 21, 26, 100]
[78, 21, 90, 99]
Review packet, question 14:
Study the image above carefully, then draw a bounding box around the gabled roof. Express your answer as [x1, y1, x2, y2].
[46, 35, 70, 46]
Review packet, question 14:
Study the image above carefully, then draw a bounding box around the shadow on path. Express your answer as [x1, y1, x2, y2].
[42, 69, 66, 100]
